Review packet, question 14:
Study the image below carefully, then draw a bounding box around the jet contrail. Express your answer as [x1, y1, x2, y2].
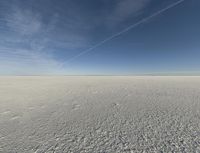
[62, 0, 185, 66]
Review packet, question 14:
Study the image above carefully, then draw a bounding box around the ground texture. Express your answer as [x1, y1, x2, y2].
[0, 76, 200, 153]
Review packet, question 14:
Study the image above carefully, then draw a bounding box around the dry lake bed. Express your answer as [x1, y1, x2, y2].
[0, 76, 200, 153]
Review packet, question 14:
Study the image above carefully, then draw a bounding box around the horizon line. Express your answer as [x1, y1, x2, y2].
[1, 73, 200, 77]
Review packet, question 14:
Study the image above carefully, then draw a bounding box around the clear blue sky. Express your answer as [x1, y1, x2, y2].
[0, 0, 199, 75]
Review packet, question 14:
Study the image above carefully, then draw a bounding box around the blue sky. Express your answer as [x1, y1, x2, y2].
[0, 0, 199, 75]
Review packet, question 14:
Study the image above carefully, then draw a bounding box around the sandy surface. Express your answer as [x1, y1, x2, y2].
[0, 76, 200, 153]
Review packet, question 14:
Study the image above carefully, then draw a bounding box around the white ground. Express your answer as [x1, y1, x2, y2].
[0, 76, 200, 153]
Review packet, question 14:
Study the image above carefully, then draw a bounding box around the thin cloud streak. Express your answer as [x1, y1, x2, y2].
[62, 0, 185, 66]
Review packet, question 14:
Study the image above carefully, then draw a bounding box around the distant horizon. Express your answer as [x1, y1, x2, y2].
[1, 71, 200, 76]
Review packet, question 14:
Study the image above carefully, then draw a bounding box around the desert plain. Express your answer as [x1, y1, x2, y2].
[0, 76, 200, 153]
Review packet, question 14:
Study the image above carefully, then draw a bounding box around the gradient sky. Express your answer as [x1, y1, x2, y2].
[0, 0, 199, 75]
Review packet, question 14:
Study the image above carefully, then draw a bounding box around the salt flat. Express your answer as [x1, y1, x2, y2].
[0, 76, 200, 153]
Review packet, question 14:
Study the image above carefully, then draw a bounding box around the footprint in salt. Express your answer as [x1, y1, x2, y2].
[72, 104, 81, 110]
[112, 103, 120, 107]
[10, 115, 20, 120]
[1, 110, 11, 115]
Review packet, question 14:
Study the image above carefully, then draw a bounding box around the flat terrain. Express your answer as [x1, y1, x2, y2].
[0, 76, 200, 153]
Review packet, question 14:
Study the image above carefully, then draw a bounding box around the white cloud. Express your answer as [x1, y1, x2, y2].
[6, 7, 42, 36]
[0, 5, 64, 75]
[108, 0, 151, 26]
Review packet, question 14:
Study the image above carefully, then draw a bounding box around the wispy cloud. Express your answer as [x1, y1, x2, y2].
[0, 2, 64, 75]
[107, 0, 151, 26]
[6, 7, 42, 36]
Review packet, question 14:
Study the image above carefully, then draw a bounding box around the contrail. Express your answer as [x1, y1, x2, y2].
[62, 0, 185, 66]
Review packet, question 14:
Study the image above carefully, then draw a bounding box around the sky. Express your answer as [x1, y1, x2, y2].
[0, 0, 199, 75]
